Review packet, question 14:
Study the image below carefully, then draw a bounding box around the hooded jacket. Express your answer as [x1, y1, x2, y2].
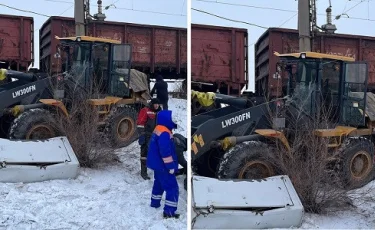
[150, 75, 169, 103]
[146, 110, 178, 171]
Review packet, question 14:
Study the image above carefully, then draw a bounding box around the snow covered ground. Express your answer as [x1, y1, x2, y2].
[300, 180, 375, 229]
[0, 98, 187, 230]
[150, 80, 185, 93]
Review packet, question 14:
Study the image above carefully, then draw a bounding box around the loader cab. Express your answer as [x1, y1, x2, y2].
[275, 52, 368, 127]
[56, 36, 132, 98]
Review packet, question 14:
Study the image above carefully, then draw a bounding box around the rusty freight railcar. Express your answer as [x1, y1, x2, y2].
[191, 24, 248, 95]
[39, 16, 187, 79]
[255, 27, 375, 97]
[0, 14, 34, 71]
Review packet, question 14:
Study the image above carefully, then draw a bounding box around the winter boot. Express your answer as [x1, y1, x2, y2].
[141, 161, 150, 180]
[163, 212, 180, 219]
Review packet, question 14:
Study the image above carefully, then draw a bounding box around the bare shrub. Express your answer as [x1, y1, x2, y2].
[55, 96, 118, 168]
[172, 80, 187, 99]
[51, 74, 118, 168]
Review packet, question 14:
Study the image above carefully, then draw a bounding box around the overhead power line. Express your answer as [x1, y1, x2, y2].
[107, 6, 186, 16]
[194, 0, 296, 13]
[0, 3, 49, 17]
[279, 13, 298, 28]
[192, 8, 267, 29]
[45, 0, 71, 3]
[194, 0, 375, 22]
[59, 4, 73, 16]
[44, 0, 186, 17]
[335, 0, 366, 20]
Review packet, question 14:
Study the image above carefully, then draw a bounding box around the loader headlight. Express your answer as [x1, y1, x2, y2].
[76, 37, 81, 42]
[353, 102, 359, 108]
[300, 53, 306, 59]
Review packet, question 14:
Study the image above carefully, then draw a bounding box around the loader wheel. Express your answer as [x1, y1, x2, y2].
[104, 106, 137, 148]
[195, 149, 223, 178]
[9, 109, 60, 140]
[338, 137, 375, 189]
[217, 141, 278, 180]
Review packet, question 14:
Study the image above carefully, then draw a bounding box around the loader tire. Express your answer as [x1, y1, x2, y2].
[9, 109, 60, 140]
[104, 106, 138, 148]
[195, 149, 223, 178]
[217, 141, 279, 180]
[338, 137, 375, 190]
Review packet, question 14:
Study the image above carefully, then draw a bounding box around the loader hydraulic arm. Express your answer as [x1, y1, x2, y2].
[0, 77, 51, 117]
[191, 101, 278, 162]
[192, 90, 251, 109]
[0, 69, 42, 83]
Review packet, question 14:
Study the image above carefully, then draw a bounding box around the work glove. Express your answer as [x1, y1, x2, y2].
[138, 134, 145, 145]
[169, 169, 175, 174]
[137, 127, 145, 135]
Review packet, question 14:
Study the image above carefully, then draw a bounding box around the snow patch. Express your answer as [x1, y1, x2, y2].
[0, 98, 187, 229]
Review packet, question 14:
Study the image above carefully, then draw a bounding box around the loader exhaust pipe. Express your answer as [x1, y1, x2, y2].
[211, 134, 264, 151]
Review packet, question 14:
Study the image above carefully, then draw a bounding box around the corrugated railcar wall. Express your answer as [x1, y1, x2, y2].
[0, 14, 33, 71]
[39, 17, 187, 79]
[40, 17, 75, 74]
[255, 28, 375, 98]
[191, 24, 248, 95]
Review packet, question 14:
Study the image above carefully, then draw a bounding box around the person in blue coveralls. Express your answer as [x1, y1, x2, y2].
[146, 110, 180, 219]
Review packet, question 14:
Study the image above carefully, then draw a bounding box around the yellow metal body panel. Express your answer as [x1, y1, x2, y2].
[88, 96, 122, 106]
[255, 129, 291, 151]
[192, 90, 216, 107]
[39, 99, 69, 117]
[314, 126, 360, 148]
[0, 69, 7, 80]
[274, 51, 355, 62]
[314, 126, 357, 137]
[55, 35, 121, 44]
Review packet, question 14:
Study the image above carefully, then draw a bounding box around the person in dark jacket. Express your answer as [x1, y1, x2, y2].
[136, 98, 161, 180]
[173, 133, 187, 191]
[150, 75, 169, 110]
[147, 110, 180, 219]
[173, 133, 187, 175]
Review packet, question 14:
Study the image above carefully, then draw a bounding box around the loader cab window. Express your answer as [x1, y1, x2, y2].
[340, 62, 368, 127]
[71, 43, 91, 88]
[109, 44, 132, 98]
[92, 43, 110, 93]
[292, 60, 318, 116]
[319, 60, 342, 121]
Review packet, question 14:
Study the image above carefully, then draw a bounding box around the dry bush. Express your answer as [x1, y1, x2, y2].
[172, 80, 187, 99]
[51, 74, 119, 168]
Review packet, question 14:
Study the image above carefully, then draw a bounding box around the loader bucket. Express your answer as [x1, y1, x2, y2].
[192, 175, 304, 229]
[0, 136, 80, 183]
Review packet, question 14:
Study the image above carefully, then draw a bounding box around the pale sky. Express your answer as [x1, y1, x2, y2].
[1, 0, 187, 68]
[191, 0, 375, 91]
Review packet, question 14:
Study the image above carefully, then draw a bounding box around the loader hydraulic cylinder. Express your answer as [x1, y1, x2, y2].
[5, 103, 44, 116]
[0, 69, 37, 82]
[212, 134, 263, 150]
[192, 90, 249, 108]
[214, 94, 249, 109]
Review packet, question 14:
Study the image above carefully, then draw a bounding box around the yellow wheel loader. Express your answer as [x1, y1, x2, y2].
[0, 36, 150, 148]
[191, 51, 375, 189]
